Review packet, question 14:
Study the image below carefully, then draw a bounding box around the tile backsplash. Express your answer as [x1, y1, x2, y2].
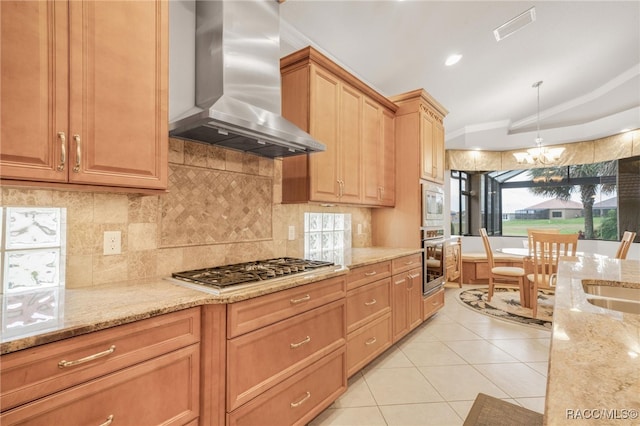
[0, 139, 372, 288]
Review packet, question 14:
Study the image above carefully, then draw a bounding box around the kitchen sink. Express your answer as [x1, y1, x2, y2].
[586, 298, 640, 315]
[582, 283, 640, 301]
[581, 281, 640, 314]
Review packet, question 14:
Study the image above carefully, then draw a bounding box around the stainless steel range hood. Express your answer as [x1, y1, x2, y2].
[169, 0, 325, 158]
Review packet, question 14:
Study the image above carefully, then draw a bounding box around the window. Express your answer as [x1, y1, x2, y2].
[450, 171, 471, 235]
[1, 207, 66, 338]
[304, 212, 351, 264]
[451, 157, 638, 241]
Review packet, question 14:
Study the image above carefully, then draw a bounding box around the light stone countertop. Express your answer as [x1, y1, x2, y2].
[545, 256, 640, 425]
[0, 247, 420, 355]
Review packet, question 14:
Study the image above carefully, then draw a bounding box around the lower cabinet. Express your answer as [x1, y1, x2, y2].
[0, 308, 201, 426]
[225, 276, 347, 425]
[1, 345, 200, 426]
[227, 347, 347, 426]
[391, 254, 424, 343]
[423, 288, 445, 320]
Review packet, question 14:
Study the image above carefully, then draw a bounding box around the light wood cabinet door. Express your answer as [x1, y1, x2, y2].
[420, 110, 445, 183]
[0, 0, 167, 190]
[67, 0, 167, 189]
[407, 267, 423, 331]
[362, 97, 383, 205]
[392, 263, 424, 342]
[346, 313, 392, 377]
[309, 66, 341, 202]
[380, 109, 396, 206]
[1, 345, 200, 426]
[338, 83, 363, 203]
[226, 300, 346, 411]
[391, 274, 409, 342]
[0, 1, 68, 182]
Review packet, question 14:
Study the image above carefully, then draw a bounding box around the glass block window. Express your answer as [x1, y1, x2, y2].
[1, 207, 66, 294]
[303, 212, 351, 265]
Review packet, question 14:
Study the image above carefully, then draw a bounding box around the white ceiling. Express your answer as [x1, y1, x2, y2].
[278, 1, 640, 151]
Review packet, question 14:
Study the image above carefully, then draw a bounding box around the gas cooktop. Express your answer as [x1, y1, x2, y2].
[170, 257, 335, 293]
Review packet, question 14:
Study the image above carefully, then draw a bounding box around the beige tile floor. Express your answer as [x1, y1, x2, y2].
[309, 286, 551, 426]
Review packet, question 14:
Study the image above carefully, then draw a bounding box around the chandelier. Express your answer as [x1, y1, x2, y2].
[513, 81, 565, 165]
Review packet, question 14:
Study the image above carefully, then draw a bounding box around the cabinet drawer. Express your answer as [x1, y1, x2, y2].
[346, 278, 391, 333]
[346, 261, 391, 291]
[227, 276, 346, 338]
[1, 307, 200, 411]
[347, 313, 392, 377]
[391, 253, 422, 275]
[228, 347, 347, 426]
[1, 344, 200, 426]
[423, 288, 445, 320]
[227, 300, 346, 410]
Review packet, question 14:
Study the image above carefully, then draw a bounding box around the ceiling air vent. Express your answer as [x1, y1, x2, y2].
[493, 7, 536, 42]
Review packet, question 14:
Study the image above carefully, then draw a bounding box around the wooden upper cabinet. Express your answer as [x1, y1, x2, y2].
[280, 46, 397, 206]
[390, 89, 448, 184]
[0, 0, 168, 191]
[338, 83, 363, 204]
[308, 65, 340, 203]
[0, 1, 69, 183]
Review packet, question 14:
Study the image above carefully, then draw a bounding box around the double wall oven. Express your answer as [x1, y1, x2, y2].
[421, 181, 446, 295]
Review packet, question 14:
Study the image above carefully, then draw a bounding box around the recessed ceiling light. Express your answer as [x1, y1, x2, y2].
[445, 54, 462, 66]
[494, 7, 536, 42]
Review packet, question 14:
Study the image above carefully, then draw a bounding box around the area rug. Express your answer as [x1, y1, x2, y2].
[457, 287, 554, 330]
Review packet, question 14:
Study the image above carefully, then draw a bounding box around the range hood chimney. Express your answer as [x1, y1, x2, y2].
[169, 0, 325, 158]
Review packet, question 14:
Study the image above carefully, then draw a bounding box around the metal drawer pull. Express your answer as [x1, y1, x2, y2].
[290, 294, 311, 304]
[364, 271, 377, 276]
[58, 345, 116, 368]
[72, 134, 81, 172]
[290, 391, 311, 408]
[408, 273, 421, 280]
[365, 337, 377, 345]
[98, 415, 114, 426]
[364, 299, 377, 306]
[404, 261, 414, 265]
[57, 132, 66, 171]
[290, 336, 311, 349]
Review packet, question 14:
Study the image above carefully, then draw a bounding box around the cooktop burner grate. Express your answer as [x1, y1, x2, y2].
[171, 257, 334, 288]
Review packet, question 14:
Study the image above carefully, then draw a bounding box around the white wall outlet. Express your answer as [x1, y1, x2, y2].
[288, 225, 295, 241]
[357, 223, 363, 235]
[103, 231, 121, 255]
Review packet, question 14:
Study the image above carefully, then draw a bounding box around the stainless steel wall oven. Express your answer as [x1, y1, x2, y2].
[421, 181, 445, 295]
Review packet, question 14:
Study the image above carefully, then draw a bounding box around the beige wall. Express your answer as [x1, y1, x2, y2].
[446, 129, 640, 171]
[0, 139, 372, 288]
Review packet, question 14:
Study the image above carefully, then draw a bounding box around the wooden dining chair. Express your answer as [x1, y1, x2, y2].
[526, 228, 559, 256]
[615, 231, 636, 259]
[479, 228, 526, 305]
[528, 232, 578, 317]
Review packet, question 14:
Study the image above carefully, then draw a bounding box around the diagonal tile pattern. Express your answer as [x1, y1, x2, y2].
[309, 287, 551, 425]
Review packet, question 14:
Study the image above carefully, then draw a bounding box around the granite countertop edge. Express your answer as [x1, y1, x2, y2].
[1, 247, 421, 355]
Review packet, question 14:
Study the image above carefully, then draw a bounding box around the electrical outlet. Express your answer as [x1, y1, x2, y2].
[357, 223, 363, 235]
[103, 231, 121, 255]
[288, 225, 295, 241]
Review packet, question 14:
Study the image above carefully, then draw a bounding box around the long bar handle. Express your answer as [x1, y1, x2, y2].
[58, 345, 116, 368]
[98, 415, 114, 426]
[290, 391, 311, 408]
[57, 132, 66, 171]
[290, 336, 311, 349]
[290, 294, 310, 304]
[72, 134, 81, 172]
